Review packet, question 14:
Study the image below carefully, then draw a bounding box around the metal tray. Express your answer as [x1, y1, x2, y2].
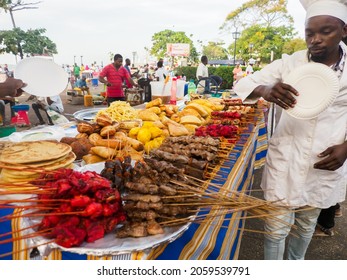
[73, 107, 107, 122]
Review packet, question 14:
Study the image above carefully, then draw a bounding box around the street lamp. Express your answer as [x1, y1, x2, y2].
[74, 55, 76, 64]
[80, 55, 83, 65]
[232, 29, 240, 65]
[132, 51, 137, 67]
[249, 43, 254, 59]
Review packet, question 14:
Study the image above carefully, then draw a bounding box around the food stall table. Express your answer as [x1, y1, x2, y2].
[0, 111, 268, 260]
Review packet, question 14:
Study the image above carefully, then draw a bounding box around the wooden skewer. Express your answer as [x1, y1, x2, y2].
[0, 228, 52, 245]
[0, 240, 54, 259]
[0, 222, 41, 239]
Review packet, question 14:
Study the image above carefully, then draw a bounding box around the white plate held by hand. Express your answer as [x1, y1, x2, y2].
[14, 57, 68, 97]
[284, 63, 339, 119]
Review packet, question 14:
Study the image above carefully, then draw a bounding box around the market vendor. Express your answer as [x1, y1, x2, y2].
[28, 94, 64, 125]
[234, 0, 347, 260]
[98, 54, 138, 106]
[74, 76, 90, 95]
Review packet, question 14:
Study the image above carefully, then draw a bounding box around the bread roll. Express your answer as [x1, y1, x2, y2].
[100, 125, 117, 137]
[88, 133, 102, 145]
[96, 113, 113, 127]
[77, 122, 94, 134]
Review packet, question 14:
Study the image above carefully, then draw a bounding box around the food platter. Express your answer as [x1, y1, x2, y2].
[73, 108, 107, 122]
[14, 57, 68, 97]
[284, 63, 339, 119]
[8, 127, 66, 142]
[22, 216, 190, 256]
[20, 162, 192, 256]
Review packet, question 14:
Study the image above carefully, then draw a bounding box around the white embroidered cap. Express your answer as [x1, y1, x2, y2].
[300, 0, 347, 23]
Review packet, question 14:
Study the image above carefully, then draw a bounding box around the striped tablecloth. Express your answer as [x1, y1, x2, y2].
[0, 115, 267, 260]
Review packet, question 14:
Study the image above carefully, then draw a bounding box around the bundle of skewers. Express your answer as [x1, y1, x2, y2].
[97, 157, 292, 240]
[0, 168, 126, 257]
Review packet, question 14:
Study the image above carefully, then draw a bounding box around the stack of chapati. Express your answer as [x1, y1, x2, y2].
[0, 140, 76, 183]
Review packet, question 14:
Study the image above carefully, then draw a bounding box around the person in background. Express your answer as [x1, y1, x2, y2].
[314, 203, 342, 237]
[74, 76, 90, 95]
[0, 97, 15, 125]
[234, 0, 347, 260]
[73, 63, 80, 79]
[154, 60, 168, 81]
[124, 58, 139, 88]
[196, 55, 209, 93]
[80, 64, 85, 72]
[3, 64, 10, 77]
[98, 54, 138, 106]
[29, 95, 64, 126]
[245, 60, 254, 75]
[233, 63, 242, 81]
[0, 77, 26, 98]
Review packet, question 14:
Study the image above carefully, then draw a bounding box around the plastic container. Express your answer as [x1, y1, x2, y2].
[0, 125, 16, 138]
[150, 80, 185, 103]
[84, 94, 93, 107]
[170, 77, 177, 105]
[187, 79, 196, 99]
[91, 78, 99, 87]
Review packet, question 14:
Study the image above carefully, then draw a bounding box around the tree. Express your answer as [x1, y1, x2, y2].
[202, 41, 228, 60]
[223, 0, 293, 30]
[149, 29, 198, 63]
[229, 24, 296, 64]
[0, 1, 42, 59]
[0, 27, 57, 57]
[222, 0, 297, 65]
[282, 38, 307, 54]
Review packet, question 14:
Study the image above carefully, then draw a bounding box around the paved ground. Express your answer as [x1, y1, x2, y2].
[5, 88, 347, 260]
[238, 168, 347, 260]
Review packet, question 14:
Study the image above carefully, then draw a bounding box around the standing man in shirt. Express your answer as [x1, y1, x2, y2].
[99, 54, 138, 106]
[196, 55, 209, 93]
[234, 0, 347, 260]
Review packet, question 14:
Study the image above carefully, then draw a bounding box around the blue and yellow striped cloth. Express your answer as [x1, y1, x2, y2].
[0, 115, 268, 260]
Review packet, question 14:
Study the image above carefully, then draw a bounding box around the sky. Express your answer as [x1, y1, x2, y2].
[0, 0, 306, 68]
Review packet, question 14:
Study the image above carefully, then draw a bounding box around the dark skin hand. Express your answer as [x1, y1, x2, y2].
[0, 78, 26, 98]
[314, 142, 347, 171]
[251, 83, 299, 109]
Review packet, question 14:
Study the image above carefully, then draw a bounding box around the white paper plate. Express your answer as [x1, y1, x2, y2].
[14, 57, 68, 97]
[284, 63, 339, 119]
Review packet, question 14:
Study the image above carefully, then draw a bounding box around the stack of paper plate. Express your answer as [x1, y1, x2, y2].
[14, 57, 68, 97]
[284, 63, 339, 119]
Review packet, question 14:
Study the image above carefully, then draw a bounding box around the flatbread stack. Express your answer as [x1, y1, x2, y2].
[0, 140, 76, 183]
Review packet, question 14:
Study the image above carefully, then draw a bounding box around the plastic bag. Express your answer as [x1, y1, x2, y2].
[46, 109, 69, 125]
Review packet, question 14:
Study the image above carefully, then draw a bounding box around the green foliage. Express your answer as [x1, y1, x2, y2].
[202, 41, 228, 60]
[224, 0, 293, 29]
[175, 66, 197, 83]
[0, 27, 57, 57]
[229, 24, 296, 64]
[150, 29, 198, 63]
[282, 38, 307, 54]
[175, 66, 235, 89]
